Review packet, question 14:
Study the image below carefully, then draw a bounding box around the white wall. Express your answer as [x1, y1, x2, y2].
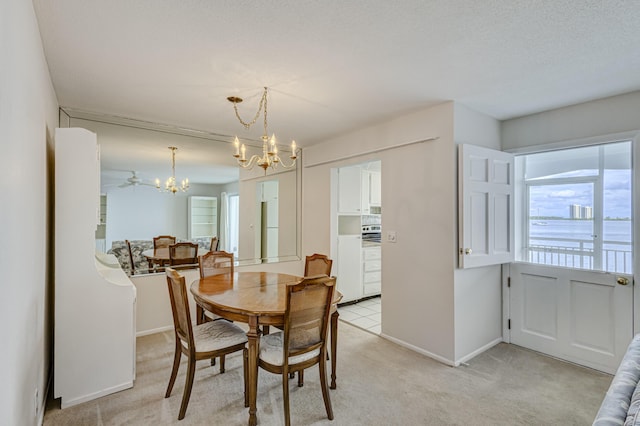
[304, 102, 458, 362]
[452, 104, 504, 362]
[502, 90, 640, 151]
[0, 1, 59, 424]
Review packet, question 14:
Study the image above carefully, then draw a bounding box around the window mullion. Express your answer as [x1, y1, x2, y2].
[593, 146, 605, 270]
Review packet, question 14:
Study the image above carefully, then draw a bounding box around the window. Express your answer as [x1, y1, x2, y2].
[228, 194, 240, 258]
[516, 141, 632, 273]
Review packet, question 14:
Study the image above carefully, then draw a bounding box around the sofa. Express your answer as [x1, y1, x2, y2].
[593, 334, 640, 425]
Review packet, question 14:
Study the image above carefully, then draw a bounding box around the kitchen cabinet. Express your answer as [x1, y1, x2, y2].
[362, 245, 382, 296]
[338, 165, 362, 214]
[361, 170, 382, 214]
[337, 235, 362, 302]
[188, 196, 218, 239]
[361, 170, 370, 214]
[369, 171, 382, 206]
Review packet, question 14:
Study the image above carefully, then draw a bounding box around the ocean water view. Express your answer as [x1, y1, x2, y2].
[527, 219, 632, 273]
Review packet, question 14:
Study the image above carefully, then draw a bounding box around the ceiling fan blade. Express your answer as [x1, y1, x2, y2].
[118, 182, 132, 188]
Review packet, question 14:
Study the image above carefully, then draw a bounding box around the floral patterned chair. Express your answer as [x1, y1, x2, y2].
[107, 240, 153, 275]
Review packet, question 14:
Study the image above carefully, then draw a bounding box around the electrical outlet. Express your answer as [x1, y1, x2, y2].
[387, 231, 397, 243]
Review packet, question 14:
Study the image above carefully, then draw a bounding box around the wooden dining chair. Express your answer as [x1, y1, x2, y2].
[304, 253, 333, 277]
[154, 235, 176, 249]
[164, 268, 248, 420]
[199, 250, 233, 279]
[258, 275, 336, 426]
[153, 235, 176, 268]
[299, 253, 339, 389]
[125, 240, 136, 276]
[265, 253, 337, 388]
[169, 242, 198, 268]
[197, 251, 234, 329]
[210, 236, 219, 251]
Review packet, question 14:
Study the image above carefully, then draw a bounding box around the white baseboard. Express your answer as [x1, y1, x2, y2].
[455, 337, 503, 366]
[380, 333, 457, 367]
[60, 381, 133, 409]
[136, 325, 173, 337]
[37, 372, 53, 425]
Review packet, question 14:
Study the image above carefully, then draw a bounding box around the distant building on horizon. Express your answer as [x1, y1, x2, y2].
[569, 204, 593, 219]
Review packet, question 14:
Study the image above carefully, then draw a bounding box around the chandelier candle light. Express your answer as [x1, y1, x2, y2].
[228, 87, 297, 172]
[156, 146, 189, 194]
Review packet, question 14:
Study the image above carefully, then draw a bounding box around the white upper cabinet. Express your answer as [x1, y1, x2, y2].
[361, 170, 370, 214]
[458, 144, 514, 268]
[360, 170, 382, 214]
[338, 165, 362, 214]
[369, 171, 381, 207]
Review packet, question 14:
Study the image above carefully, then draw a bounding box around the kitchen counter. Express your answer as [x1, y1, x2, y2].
[362, 240, 381, 248]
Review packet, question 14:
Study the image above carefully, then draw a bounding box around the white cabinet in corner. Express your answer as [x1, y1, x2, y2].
[54, 128, 136, 408]
[188, 196, 218, 239]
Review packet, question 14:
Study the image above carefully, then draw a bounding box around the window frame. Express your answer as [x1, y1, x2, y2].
[515, 141, 633, 274]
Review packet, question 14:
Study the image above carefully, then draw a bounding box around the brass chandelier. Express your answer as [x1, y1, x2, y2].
[155, 146, 189, 194]
[228, 87, 297, 172]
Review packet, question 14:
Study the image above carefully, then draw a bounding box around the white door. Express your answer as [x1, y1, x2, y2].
[510, 263, 633, 374]
[458, 144, 514, 268]
[508, 141, 635, 374]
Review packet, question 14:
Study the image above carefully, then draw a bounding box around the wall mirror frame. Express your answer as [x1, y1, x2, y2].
[59, 107, 302, 271]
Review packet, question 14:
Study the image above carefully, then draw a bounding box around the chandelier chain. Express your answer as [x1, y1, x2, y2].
[232, 87, 268, 133]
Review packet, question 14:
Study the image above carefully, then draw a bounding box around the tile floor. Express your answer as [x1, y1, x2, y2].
[337, 296, 381, 335]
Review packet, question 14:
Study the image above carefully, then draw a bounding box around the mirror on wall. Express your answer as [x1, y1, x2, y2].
[59, 108, 301, 272]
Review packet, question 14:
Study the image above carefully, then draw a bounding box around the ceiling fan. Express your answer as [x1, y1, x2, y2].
[117, 171, 155, 188]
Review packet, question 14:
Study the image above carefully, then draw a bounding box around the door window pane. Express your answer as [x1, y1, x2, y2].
[528, 183, 595, 270]
[519, 141, 632, 273]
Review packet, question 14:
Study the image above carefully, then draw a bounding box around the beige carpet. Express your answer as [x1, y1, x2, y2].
[44, 322, 612, 425]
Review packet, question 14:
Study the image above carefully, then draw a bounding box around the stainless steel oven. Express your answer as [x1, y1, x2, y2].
[361, 224, 381, 243]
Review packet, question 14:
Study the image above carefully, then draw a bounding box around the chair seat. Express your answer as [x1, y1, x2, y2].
[260, 331, 320, 366]
[181, 320, 247, 353]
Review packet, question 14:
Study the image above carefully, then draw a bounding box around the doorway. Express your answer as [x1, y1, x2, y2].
[508, 141, 635, 374]
[332, 160, 382, 334]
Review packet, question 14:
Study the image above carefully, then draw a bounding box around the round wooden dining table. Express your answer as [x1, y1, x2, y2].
[190, 271, 342, 426]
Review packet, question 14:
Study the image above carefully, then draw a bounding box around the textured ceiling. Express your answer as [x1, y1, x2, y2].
[32, 0, 640, 185]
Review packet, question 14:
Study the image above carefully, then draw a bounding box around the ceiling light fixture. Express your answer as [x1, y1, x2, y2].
[155, 146, 189, 194]
[228, 87, 297, 172]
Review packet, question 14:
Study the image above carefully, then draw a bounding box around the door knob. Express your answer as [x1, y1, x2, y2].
[616, 276, 629, 286]
[459, 248, 472, 255]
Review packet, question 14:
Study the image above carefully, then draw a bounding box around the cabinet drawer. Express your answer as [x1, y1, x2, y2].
[363, 247, 381, 261]
[363, 271, 381, 284]
[363, 260, 381, 272]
